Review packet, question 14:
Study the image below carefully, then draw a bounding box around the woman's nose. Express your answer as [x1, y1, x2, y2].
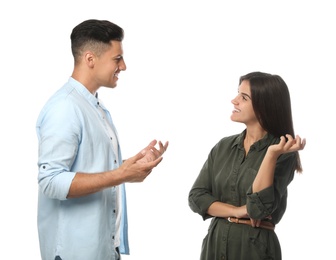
[231, 97, 238, 105]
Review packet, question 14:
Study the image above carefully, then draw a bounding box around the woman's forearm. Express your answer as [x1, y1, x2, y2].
[252, 152, 278, 192]
[207, 201, 248, 218]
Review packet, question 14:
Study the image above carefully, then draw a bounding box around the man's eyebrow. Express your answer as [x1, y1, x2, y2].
[114, 55, 123, 58]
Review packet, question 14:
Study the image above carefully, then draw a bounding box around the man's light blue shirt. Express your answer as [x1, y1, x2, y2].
[36, 77, 129, 260]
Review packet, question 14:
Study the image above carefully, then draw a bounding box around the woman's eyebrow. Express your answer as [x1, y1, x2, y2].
[241, 92, 251, 100]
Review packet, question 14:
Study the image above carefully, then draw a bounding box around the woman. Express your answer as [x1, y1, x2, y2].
[188, 71, 306, 260]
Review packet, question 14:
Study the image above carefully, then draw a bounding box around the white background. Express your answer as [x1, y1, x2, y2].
[1, 0, 335, 259]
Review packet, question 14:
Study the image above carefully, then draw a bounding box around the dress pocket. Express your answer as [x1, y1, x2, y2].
[248, 227, 274, 259]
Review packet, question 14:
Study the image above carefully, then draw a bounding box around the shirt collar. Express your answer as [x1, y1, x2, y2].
[232, 129, 275, 151]
[68, 77, 99, 107]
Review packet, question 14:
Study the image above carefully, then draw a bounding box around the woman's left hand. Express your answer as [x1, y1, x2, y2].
[268, 134, 306, 156]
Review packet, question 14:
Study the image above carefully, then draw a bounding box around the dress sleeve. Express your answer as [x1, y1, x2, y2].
[246, 152, 296, 222]
[188, 147, 219, 220]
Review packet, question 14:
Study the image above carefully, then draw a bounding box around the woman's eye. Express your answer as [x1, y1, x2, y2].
[240, 94, 247, 101]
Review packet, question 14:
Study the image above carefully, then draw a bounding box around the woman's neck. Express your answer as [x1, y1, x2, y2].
[244, 127, 267, 154]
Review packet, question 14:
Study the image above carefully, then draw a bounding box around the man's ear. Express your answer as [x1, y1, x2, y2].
[84, 51, 95, 68]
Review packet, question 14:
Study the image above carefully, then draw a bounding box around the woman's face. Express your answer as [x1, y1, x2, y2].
[230, 80, 259, 126]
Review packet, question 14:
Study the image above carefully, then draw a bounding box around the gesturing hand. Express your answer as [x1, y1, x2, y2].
[268, 134, 306, 156]
[137, 140, 169, 164]
[119, 140, 169, 183]
[119, 140, 168, 182]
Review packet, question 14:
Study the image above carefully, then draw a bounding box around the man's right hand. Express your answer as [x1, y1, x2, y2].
[120, 140, 168, 183]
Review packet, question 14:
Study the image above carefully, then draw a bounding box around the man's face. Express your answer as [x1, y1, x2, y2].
[93, 40, 126, 89]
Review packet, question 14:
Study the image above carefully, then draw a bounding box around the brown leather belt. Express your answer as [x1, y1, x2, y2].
[227, 217, 275, 231]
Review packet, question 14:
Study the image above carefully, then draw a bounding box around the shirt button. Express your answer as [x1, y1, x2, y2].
[114, 160, 117, 164]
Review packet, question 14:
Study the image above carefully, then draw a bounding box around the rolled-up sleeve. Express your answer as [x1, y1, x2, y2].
[246, 152, 296, 221]
[37, 99, 79, 200]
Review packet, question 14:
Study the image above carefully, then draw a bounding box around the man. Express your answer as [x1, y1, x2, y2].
[36, 19, 168, 260]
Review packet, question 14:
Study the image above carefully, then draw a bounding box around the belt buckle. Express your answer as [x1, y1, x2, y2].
[227, 217, 239, 224]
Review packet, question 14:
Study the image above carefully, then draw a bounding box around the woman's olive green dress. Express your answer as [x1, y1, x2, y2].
[189, 130, 296, 260]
